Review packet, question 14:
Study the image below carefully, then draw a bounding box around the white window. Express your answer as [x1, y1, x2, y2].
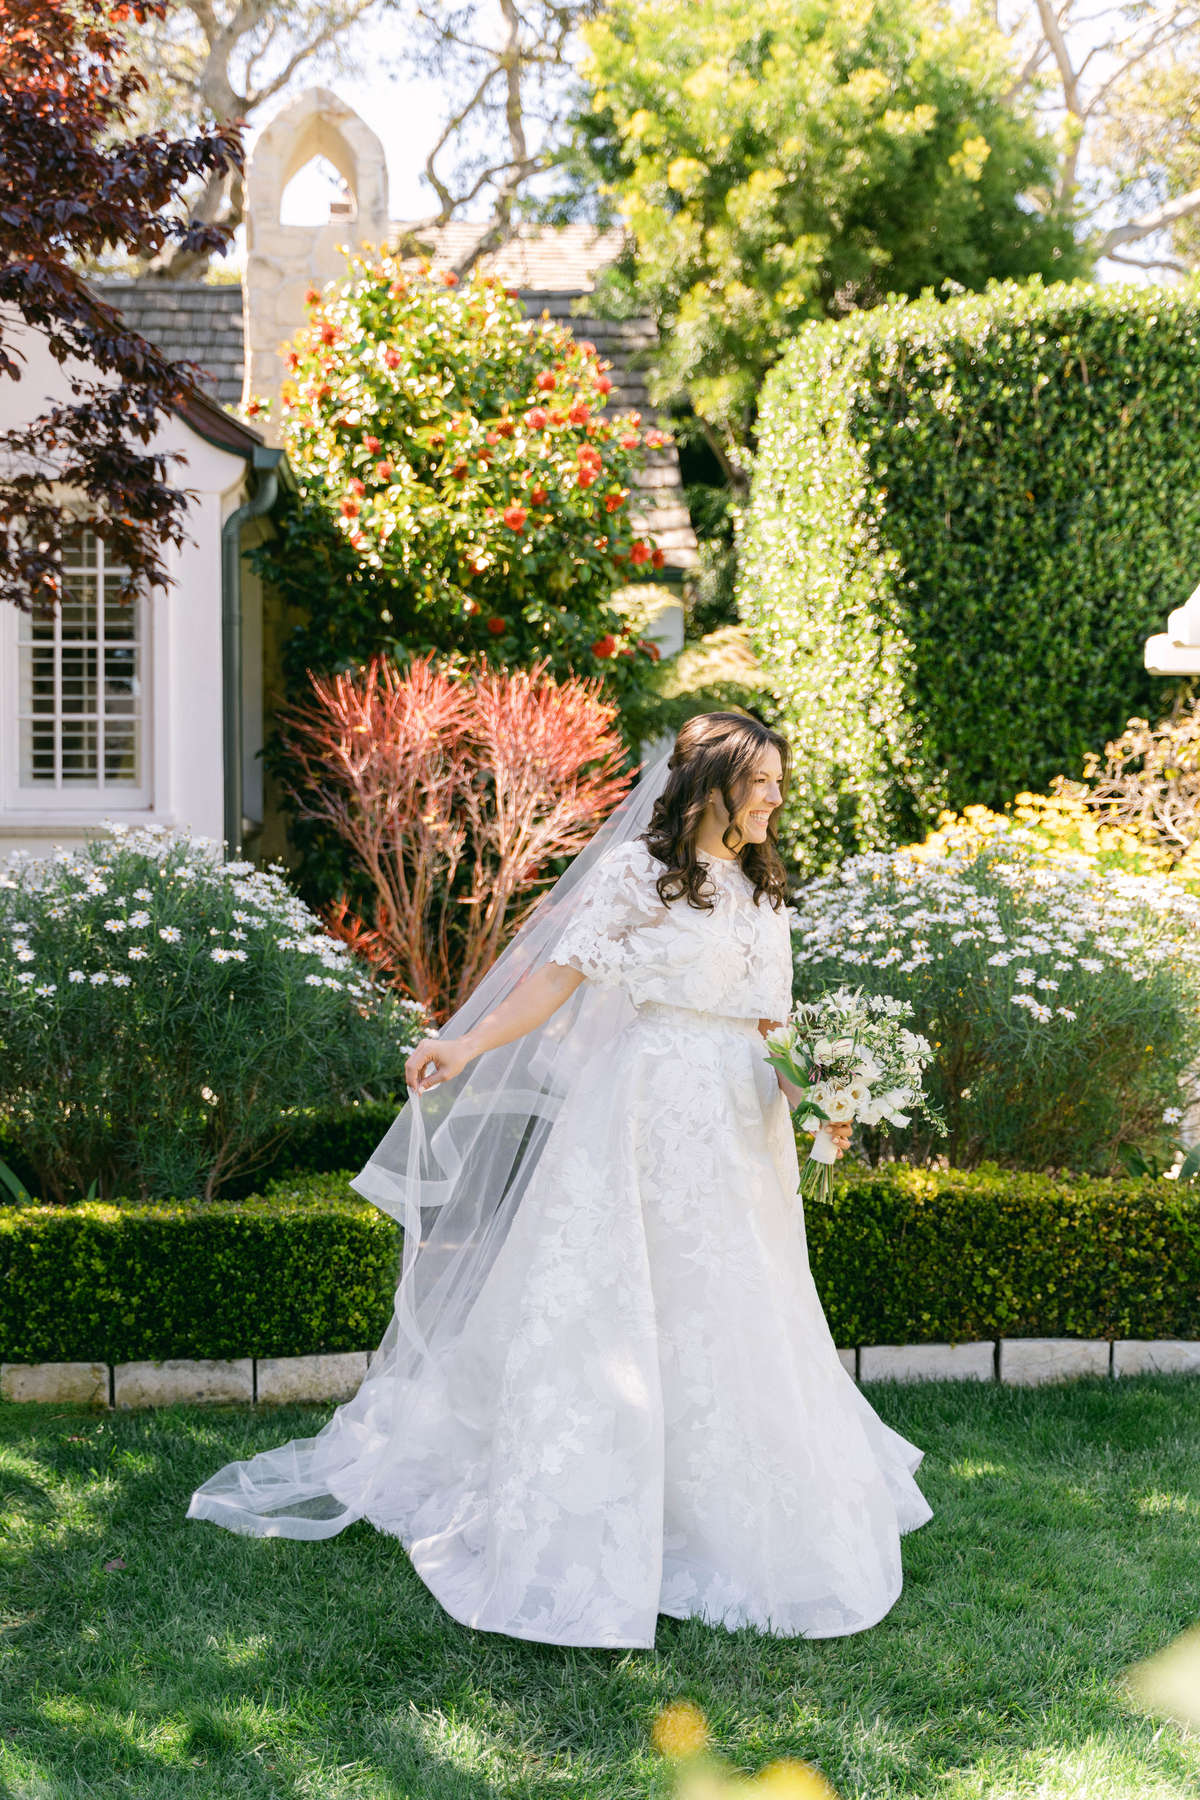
[13, 523, 151, 808]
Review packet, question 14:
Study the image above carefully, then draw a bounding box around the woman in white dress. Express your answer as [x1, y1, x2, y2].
[187, 712, 932, 1647]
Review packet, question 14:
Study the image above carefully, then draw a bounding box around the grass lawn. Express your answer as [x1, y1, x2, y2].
[2, 1375, 1199, 1800]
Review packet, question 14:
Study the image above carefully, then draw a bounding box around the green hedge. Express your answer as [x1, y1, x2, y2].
[0, 1174, 401, 1365]
[4, 1161, 1199, 1365]
[737, 278, 1200, 876]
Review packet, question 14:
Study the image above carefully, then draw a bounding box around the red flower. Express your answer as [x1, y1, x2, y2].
[463, 597, 480, 613]
[524, 406, 549, 430]
[364, 435, 381, 453]
[305, 286, 320, 305]
[639, 638, 662, 662]
[591, 634, 617, 659]
[577, 444, 602, 468]
[451, 461, 468, 479]
[487, 616, 508, 635]
[620, 432, 640, 449]
[569, 402, 591, 426]
[285, 350, 300, 372]
[496, 416, 515, 438]
[536, 370, 556, 392]
[549, 409, 566, 426]
[313, 381, 331, 401]
[375, 460, 394, 482]
[576, 469, 597, 490]
[442, 270, 459, 286]
[502, 503, 528, 531]
[389, 279, 408, 299]
[486, 431, 499, 445]
[318, 321, 339, 345]
[644, 429, 670, 449]
[595, 374, 614, 395]
[604, 490, 627, 513]
[630, 541, 652, 566]
[347, 477, 366, 497]
[529, 485, 548, 506]
[383, 349, 402, 370]
[577, 339, 597, 356]
[506, 286, 520, 297]
[244, 398, 262, 417]
[651, 547, 666, 569]
[340, 498, 359, 519]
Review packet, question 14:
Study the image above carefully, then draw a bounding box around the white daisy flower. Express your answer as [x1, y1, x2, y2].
[15, 947, 35, 962]
[16, 971, 35, 984]
[133, 887, 153, 901]
[112, 973, 132, 987]
[1055, 1006, 1077, 1020]
[34, 982, 57, 996]
[1029, 1001, 1053, 1021]
[1035, 978, 1059, 990]
[1163, 1106, 1184, 1124]
[68, 969, 86, 983]
[89, 971, 109, 985]
[128, 946, 148, 960]
[128, 910, 151, 927]
[210, 946, 231, 962]
[1016, 967, 1038, 983]
[1079, 957, 1104, 972]
[158, 926, 182, 943]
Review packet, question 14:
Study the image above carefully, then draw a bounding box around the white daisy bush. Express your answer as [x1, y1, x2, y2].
[0, 823, 425, 1204]
[788, 813, 1200, 1174]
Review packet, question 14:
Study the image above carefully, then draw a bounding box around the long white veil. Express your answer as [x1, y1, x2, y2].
[186, 744, 673, 1539]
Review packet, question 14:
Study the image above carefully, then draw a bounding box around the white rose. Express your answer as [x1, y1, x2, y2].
[825, 1089, 856, 1122]
[847, 1077, 874, 1106]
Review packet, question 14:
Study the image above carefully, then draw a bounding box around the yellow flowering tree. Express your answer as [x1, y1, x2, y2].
[561, 0, 1083, 479]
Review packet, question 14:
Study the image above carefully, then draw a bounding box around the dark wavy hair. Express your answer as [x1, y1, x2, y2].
[641, 712, 790, 911]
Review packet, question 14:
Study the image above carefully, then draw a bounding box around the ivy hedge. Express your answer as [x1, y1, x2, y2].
[4, 1161, 1199, 1364]
[737, 278, 1200, 876]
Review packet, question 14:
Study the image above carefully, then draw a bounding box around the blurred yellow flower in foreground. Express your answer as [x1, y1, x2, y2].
[653, 1704, 840, 1799]
[652, 1700, 711, 1758]
[1125, 1622, 1200, 1730]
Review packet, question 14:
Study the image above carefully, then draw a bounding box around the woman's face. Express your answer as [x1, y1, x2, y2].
[709, 744, 784, 846]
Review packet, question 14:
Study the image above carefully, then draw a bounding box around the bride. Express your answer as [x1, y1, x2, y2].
[187, 711, 932, 1647]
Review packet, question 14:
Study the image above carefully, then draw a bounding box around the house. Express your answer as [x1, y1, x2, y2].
[1, 87, 697, 867]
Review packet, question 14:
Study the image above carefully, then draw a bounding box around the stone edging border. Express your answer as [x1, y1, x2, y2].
[3, 1339, 1200, 1407]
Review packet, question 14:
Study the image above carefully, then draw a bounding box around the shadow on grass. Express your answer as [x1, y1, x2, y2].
[1, 1378, 1199, 1798]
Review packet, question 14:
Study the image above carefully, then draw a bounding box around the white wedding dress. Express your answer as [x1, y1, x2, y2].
[188, 837, 932, 1647]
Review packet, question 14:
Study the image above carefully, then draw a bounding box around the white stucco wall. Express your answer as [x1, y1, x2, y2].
[0, 317, 254, 858]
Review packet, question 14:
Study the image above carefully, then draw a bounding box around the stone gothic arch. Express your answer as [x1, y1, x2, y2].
[242, 88, 390, 427]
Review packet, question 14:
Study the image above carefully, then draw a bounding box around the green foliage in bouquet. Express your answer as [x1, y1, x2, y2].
[789, 812, 1200, 1174]
[0, 826, 424, 1204]
[738, 279, 1200, 877]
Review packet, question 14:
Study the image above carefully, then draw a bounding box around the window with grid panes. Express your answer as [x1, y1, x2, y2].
[16, 523, 148, 796]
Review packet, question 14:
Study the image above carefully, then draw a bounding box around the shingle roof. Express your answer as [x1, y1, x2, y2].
[94, 279, 245, 408]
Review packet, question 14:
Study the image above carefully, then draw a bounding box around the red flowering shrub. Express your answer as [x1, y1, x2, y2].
[274, 654, 633, 1021]
[261, 253, 670, 712]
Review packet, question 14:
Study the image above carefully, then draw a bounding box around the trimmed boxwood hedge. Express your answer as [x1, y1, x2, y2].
[737, 277, 1200, 876]
[0, 1174, 401, 1365]
[4, 1160, 1199, 1365]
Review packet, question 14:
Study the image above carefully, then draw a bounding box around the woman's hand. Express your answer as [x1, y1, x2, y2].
[820, 1121, 853, 1159]
[404, 1035, 475, 1095]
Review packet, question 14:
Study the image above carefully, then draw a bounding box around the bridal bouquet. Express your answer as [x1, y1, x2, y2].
[763, 986, 945, 1203]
